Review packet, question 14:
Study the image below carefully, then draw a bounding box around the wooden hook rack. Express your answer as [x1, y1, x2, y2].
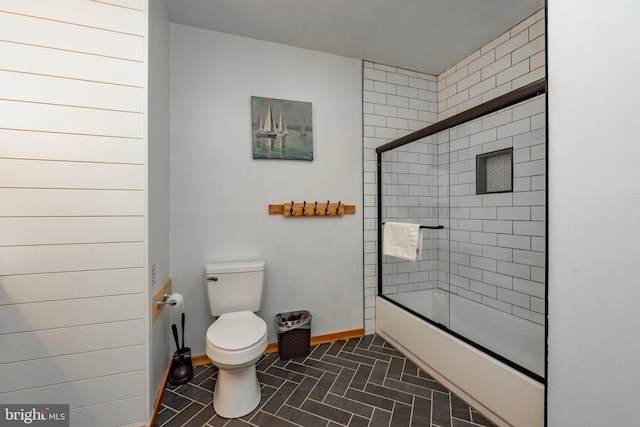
[269, 201, 356, 217]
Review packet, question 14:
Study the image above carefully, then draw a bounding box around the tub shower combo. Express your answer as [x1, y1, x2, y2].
[376, 80, 547, 427]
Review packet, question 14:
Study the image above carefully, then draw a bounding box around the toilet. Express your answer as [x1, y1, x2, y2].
[204, 260, 268, 418]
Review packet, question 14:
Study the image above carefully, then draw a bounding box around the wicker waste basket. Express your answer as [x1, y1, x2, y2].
[275, 310, 312, 360]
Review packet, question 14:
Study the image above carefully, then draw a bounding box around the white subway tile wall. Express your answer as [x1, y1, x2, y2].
[441, 94, 545, 325]
[380, 134, 442, 299]
[363, 63, 439, 333]
[363, 10, 545, 334]
[438, 9, 545, 121]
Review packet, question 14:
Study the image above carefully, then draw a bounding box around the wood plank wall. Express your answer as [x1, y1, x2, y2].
[0, 1, 148, 425]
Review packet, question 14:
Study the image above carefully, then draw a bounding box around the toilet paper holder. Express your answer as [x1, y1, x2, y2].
[156, 293, 179, 308]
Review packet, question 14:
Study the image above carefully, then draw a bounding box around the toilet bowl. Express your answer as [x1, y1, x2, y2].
[205, 310, 268, 418]
[204, 260, 267, 418]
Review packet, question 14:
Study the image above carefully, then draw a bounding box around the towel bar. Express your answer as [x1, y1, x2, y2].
[382, 222, 444, 229]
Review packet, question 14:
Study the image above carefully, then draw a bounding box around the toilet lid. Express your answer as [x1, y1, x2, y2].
[207, 311, 267, 351]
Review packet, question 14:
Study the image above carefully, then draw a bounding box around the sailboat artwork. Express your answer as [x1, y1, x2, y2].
[277, 112, 288, 136]
[251, 96, 312, 161]
[255, 103, 278, 138]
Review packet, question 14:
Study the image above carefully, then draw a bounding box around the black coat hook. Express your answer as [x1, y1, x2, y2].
[336, 201, 341, 214]
[289, 201, 294, 216]
[302, 201, 306, 215]
[325, 200, 330, 215]
[313, 201, 318, 215]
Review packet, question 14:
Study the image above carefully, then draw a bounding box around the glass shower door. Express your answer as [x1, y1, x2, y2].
[378, 90, 546, 380]
[445, 96, 546, 378]
[380, 129, 450, 329]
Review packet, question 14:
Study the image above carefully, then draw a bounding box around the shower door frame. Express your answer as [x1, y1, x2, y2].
[376, 78, 547, 383]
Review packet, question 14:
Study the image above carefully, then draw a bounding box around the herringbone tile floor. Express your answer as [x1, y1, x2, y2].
[154, 334, 496, 427]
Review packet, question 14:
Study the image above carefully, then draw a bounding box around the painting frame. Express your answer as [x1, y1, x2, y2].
[251, 96, 313, 161]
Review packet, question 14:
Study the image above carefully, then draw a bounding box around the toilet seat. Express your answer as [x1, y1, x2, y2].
[206, 311, 267, 367]
[208, 311, 267, 350]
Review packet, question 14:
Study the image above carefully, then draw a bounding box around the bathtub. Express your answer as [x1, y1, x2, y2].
[388, 288, 544, 377]
[376, 293, 544, 427]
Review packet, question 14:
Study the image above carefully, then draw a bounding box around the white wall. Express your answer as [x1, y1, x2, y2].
[170, 24, 363, 355]
[547, 1, 640, 425]
[0, 1, 149, 426]
[148, 0, 171, 412]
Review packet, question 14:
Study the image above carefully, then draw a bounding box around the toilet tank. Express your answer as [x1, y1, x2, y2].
[205, 260, 265, 317]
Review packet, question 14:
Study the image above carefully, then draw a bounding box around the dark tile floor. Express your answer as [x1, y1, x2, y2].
[155, 334, 496, 427]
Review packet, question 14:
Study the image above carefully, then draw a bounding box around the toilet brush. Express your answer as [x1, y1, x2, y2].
[181, 312, 185, 350]
[168, 323, 193, 385]
[179, 313, 194, 380]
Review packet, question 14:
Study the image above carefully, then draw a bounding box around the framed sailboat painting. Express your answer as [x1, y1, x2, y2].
[251, 96, 313, 161]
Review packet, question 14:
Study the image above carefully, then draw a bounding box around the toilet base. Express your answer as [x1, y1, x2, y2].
[213, 364, 261, 418]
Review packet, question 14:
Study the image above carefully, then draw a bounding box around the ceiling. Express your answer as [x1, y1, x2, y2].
[164, 0, 543, 76]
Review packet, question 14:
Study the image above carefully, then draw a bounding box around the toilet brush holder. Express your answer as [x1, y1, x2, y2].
[168, 347, 193, 386]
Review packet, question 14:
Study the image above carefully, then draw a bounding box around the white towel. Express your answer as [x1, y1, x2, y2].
[383, 222, 423, 262]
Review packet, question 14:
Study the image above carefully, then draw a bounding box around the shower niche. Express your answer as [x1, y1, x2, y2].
[476, 148, 513, 194]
